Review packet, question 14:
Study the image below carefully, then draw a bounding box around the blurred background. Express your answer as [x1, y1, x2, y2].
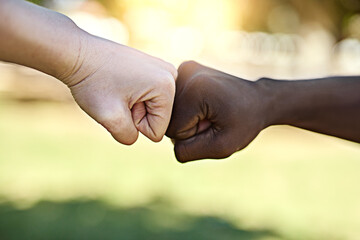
[1, 0, 360, 239]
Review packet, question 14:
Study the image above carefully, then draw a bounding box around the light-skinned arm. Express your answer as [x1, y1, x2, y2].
[0, 0, 177, 145]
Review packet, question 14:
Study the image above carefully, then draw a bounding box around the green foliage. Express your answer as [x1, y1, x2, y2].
[26, 0, 45, 5]
[0, 200, 276, 240]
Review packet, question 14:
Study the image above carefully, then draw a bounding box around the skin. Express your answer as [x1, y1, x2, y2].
[0, 0, 177, 145]
[166, 61, 360, 163]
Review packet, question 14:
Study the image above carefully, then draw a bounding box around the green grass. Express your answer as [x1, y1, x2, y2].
[0, 100, 360, 240]
[0, 200, 277, 240]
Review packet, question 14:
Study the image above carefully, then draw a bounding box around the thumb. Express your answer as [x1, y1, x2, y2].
[166, 88, 205, 140]
[132, 96, 173, 142]
[132, 73, 176, 142]
[173, 129, 235, 162]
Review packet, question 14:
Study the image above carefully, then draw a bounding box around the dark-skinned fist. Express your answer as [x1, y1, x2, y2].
[166, 61, 269, 163]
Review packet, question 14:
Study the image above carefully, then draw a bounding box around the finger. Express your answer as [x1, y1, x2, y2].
[166, 61, 212, 140]
[166, 109, 201, 140]
[136, 98, 172, 142]
[135, 74, 176, 142]
[168, 120, 211, 144]
[100, 104, 139, 145]
[197, 119, 212, 134]
[173, 129, 235, 162]
[166, 80, 206, 140]
[132, 102, 146, 126]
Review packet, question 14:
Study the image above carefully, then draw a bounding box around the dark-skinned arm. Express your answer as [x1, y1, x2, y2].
[261, 76, 360, 142]
[166, 61, 360, 162]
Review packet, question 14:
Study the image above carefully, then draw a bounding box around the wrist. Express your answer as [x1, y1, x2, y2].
[255, 78, 286, 127]
[60, 32, 123, 88]
[56, 28, 90, 87]
[50, 18, 90, 86]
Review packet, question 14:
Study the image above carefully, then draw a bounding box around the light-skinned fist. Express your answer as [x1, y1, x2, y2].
[63, 33, 177, 145]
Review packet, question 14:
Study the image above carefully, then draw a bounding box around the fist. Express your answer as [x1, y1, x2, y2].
[166, 61, 268, 162]
[64, 34, 177, 145]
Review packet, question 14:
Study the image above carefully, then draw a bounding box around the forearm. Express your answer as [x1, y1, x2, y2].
[0, 0, 83, 81]
[259, 76, 360, 142]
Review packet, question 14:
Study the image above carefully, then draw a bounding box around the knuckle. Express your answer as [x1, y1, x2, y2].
[178, 60, 198, 72]
[99, 113, 139, 145]
[138, 119, 166, 143]
[151, 134, 164, 143]
[98, 112, 125, 134]
[184, 74, 208, 99]
[191, 74, 208, 87]
[164, 76, 176, 91]
[174, 143, 190, 163]
[120, 134, 138, 145]
[166, 63, 178, 79]
[101, 120, 120, 134]
[165, 123, 177, 139]
[213, 138, 234, 159]
[157, 74, 176, 95]
[172, 68, 178, 80]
